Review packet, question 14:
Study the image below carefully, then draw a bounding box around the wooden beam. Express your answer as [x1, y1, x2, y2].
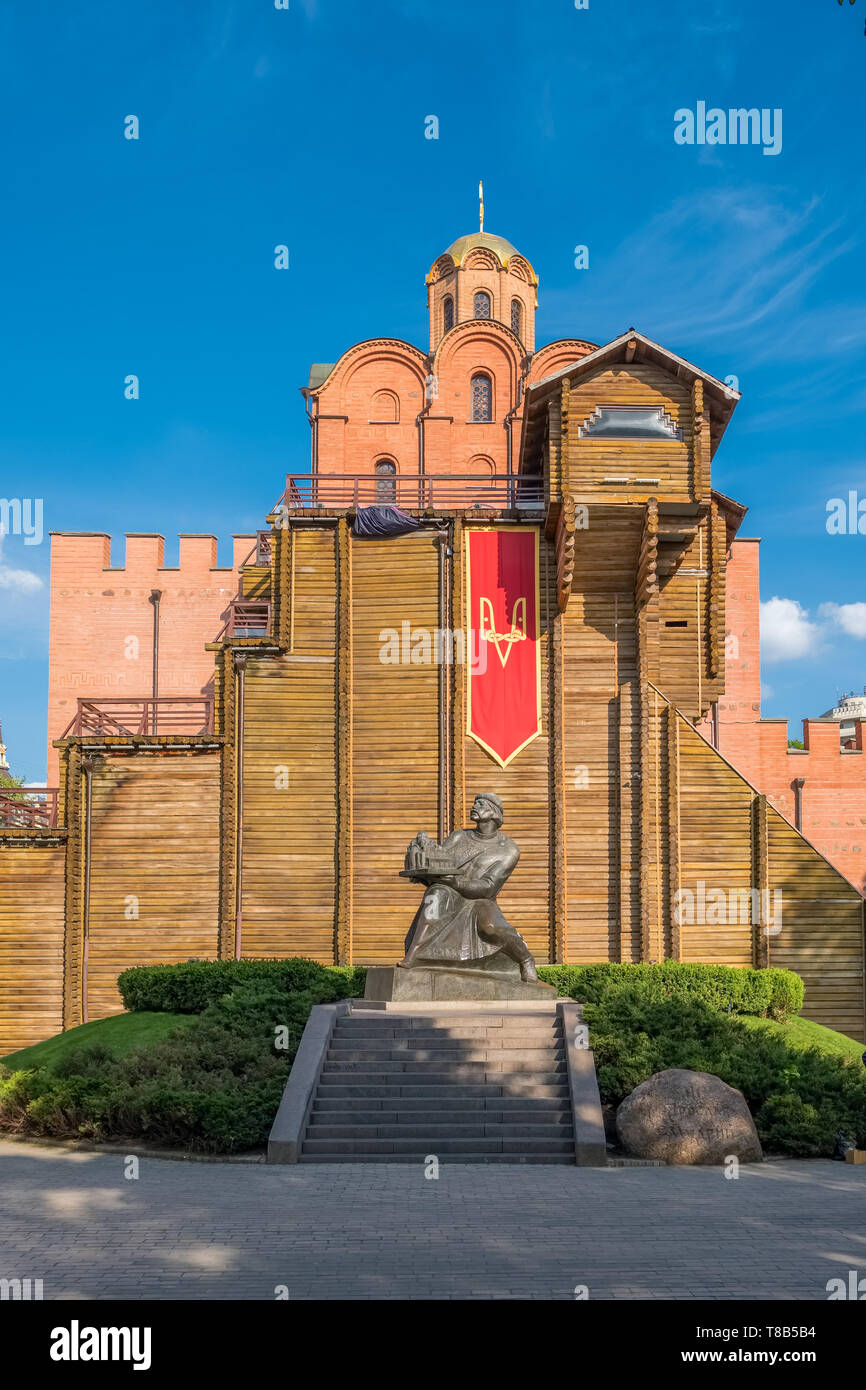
[335, 518, 353, 965]
[217, 647, 238, 960]
[752, 793, 769, 968]
[666, 706, 681, 960]
[549, 602, 567, 962]
[61, 745, 85, 1029]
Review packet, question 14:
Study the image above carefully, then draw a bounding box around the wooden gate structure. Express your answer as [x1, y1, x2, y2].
[2, 331, 864, 1051]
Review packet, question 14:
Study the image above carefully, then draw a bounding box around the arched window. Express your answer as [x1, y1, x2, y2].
[510, 298, 522, 340]
[443, 295, 454, 333]
[470, 374, 493, 422]
[375, 459, 397, 501]
[370, 389, 399, 422]
[473, 291, 491, 320]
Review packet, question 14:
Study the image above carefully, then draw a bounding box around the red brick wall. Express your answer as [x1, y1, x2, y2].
[310, 332, 596, 495]
[717, 538, 866, 893]
[47, 533, 251, 783]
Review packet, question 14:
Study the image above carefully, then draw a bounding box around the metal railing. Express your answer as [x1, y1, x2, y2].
[0, 788, 59, 829]
[60, 698, 214, 738]
[227, 601, 271, 637]
[279, 472, 545, 513]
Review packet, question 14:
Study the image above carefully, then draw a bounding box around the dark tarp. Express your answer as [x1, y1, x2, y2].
[351, 505, 423, 539]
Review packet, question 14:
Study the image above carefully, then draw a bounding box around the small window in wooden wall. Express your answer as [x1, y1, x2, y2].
[578, 406, 682, 440]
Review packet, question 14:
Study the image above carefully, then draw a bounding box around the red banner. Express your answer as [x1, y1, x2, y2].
[465, 526, 541, 768]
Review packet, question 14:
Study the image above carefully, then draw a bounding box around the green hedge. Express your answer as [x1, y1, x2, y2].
[0, 977, 347, 1153]
[585, 982, 866, 1155]
[537, 962, 803, 1020]
[120, 958, 803, 1021]
[118, 958, 368, 1014]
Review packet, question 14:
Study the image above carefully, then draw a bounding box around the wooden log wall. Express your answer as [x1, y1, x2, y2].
[675, 714, 756, 965]
[83, 752, 221, 1019]
[561, 505, 643, 962]
[564, 365, 694, 504]
[656, 512, 722, 719]
[657, 698, 865, 1039]
[767, 811, 866, 1039]
[236, 520, 563, 967]
[0, 837, 66, 1054]
[350, 531, 442, 962]
[237, 526, 338, 962]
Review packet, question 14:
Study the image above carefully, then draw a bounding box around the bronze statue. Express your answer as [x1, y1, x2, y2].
[399, 793, 539, 982]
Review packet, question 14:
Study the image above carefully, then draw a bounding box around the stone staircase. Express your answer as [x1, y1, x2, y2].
[298, 1008, 575, 1164]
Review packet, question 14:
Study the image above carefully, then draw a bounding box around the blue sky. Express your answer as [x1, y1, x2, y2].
[1, 0, 864, 780]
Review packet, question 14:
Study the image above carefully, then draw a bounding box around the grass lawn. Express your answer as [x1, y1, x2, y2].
[1, 1011, 194, 1073]
[743, 1013, 866, 1064]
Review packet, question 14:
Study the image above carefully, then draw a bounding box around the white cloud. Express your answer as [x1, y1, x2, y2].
[818, 602, 866, 640]
[0, 529, 43, 594]
[760, 597, 821, 664]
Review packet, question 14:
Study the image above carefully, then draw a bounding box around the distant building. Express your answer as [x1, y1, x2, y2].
[0, 722, 9, 773]
[821, 690, 866, 749]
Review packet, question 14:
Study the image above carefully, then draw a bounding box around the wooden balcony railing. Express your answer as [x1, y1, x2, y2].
[60, 698, 214, 739]
[238, 530, 273, 569]
[227, 601, 271, 637]
[0, 788, 59, 830]
[255, 530, 272, 565]
[279, 472, 545, 513]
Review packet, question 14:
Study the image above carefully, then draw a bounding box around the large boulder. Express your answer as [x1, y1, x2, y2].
[616, 1068, 762, 1165]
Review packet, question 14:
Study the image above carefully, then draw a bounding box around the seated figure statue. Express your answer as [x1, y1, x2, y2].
[399, 792, 538, 983]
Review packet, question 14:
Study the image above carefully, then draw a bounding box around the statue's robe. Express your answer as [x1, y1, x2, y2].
[402, 827, 521, 966]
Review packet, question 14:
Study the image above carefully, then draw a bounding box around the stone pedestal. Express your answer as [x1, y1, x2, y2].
[363, 961, 556, 1004]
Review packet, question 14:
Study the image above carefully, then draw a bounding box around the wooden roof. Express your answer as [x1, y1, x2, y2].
[518, 329, 741, 474]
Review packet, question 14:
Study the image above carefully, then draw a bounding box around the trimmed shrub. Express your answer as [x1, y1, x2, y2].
[0, 977, 351, 1154]
[118, 958, 367, 1014]
[538, 961, 803, 1020]
[584, 982, 866, 1156]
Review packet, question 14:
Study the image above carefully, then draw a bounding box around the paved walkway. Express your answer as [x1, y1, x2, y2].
[1, 1140, 864, 1299]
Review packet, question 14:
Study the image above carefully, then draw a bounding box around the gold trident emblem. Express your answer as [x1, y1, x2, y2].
[479, 596, 528, 668]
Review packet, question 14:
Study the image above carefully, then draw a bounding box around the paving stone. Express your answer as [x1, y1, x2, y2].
[2, 1141, 865, 1300]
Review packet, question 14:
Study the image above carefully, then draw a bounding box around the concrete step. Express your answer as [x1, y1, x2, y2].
[316, 1082, 570, 1099]
[312, 1097, 570, 1116]
[320, 1061, 566, 1078]
[335, 1023, 558, 1034]
[297, 1152, 575, 1165]
[325, 1046, 564, 1064]
[329, 1031, 561, 1047]
[305, 1122, 573, 1140]
[301, 1136, 576, 1156]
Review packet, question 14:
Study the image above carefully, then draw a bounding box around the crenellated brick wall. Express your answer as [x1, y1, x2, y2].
[46, 532, 253, 783]
[717, 538, 866, 894]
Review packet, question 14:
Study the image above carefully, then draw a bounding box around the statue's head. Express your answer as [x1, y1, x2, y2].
[471, 793, 504, 828]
